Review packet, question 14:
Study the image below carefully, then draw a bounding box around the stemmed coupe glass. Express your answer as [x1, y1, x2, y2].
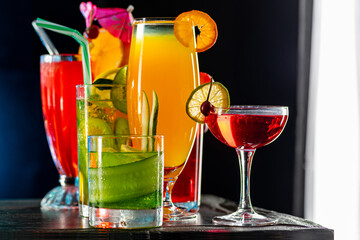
[205, 105, 288, 226]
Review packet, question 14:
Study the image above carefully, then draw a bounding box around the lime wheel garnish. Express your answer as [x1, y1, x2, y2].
[186, 81, 230, 123]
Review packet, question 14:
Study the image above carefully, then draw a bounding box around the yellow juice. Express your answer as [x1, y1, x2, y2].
[127, 20, 199, 177]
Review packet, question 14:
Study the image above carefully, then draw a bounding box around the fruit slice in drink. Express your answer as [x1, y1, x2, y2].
[186, 81, 230, 123]
[78, 118, 114, 174]
[80, 28, 126, 78]
[77, 115, 114, 215]
[88, 151, 163, 209]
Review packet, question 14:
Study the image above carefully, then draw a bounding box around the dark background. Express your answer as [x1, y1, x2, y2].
[0, 0, 309, 217]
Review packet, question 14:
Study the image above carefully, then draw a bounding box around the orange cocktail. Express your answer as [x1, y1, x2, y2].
[127, 19, 199, 172]
[127, 18, 199, 220]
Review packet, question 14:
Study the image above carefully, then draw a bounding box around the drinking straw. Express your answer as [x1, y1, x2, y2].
[32, 20, 59, 55]
[34, 18, 92, 85]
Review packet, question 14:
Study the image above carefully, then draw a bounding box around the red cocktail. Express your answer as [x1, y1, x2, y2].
[40, 54, 83, 209]
[172, 73, 212, 212]
[205, 105, 288, 226]
[206, 112, 287, 149]
[172, 125, 204, 212]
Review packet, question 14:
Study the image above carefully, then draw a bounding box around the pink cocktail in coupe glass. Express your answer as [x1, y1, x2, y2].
[205, 105, 288, 226]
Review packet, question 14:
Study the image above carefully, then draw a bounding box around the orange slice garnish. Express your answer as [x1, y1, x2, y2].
[174, 10, 218, 52]
[79, 28, 129, 79]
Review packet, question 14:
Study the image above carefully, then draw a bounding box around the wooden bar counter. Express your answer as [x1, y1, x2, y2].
[0, 195, 333, 239]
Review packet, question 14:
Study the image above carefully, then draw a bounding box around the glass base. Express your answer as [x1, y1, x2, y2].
[212, 210, 278, 226]
[174, 201, 199, 213]
[40, 184, 78, 210]
[163, 205, 197, 222]
[89, 207, 162, 229]
[79, 203, 89, 218]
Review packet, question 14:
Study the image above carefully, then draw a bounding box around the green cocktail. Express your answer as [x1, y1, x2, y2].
[76, 83, 128, 217]
[89, 152, 162, 209]
[88, 135, 164, 229]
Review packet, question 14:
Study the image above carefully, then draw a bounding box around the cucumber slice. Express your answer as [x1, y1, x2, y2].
[99, 151, 158, 168]
[88, 152, 163, 204]
[149, 90, 159, 136]
[141, 91, 150, 150]
[148, 91, 159, 151]
[141, 91, 150, 135]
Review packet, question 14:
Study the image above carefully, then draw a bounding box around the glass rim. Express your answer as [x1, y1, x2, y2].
[40, 54, 80, 62]
[88, 134, 164, 139]
[214, 105, 289, 110]
[76, 84, 127, 88]
[134, 17, 176, 24]
[212, 105, 289, 116]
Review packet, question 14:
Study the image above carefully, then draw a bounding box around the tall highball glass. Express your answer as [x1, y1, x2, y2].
[127, 18, 199, 221]
[40, 54, 82, 209]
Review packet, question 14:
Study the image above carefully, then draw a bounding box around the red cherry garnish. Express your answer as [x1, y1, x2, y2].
[200, 101, 214, 116]
[200, 79, 215, 117]
[85, 25, 99, 39]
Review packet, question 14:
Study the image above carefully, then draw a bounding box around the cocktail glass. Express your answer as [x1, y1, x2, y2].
[76, 84, 128, 217]
[127, 18, 199, 221]
[88, 135, 164, 229]
[205, 105, 288, 226]
[40, 54, 83, 209]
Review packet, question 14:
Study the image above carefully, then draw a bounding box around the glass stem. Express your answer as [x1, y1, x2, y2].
[236, 148, 256, 213]
[59, 175, 76, 187]
[163, 177, 177, 209]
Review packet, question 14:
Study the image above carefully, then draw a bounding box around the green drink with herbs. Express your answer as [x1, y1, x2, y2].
[76, 82, 128, 217]
[88, 135, 164, 228]
[88, 151, 163, 209]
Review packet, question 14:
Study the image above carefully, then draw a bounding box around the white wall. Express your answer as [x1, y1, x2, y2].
[306, 0, 360, 239]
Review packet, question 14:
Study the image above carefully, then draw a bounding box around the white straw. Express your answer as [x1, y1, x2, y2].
[32, 20, 59, 55]
[34, 18, 92, 85]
